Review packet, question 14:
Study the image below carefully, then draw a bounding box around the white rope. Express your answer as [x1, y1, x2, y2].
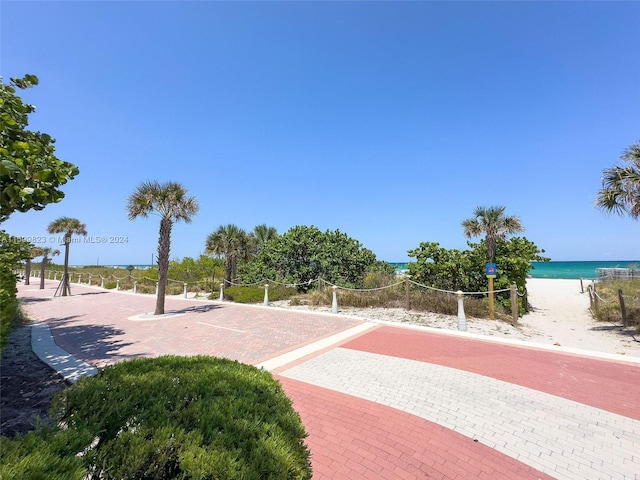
[320, 278, 405, 292]
[593, 291, 612, 303]
[265, 278, 317, 288]
[408, 279, 512, 296]
[224, 279, 264, 287]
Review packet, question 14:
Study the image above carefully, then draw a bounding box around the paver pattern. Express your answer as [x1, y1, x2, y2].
[279, 377, 554, 480]
[17, 280, 640, 479]
[342, 326, 640, 419]
[279, 348, 640, 479]
[19, 283, 361, 366]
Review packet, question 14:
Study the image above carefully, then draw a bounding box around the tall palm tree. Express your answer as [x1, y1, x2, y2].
[205, 224, 249, 286]
[462, 206, 523, 320]
[596, 141, 640, 219]
[47, 217, 87, 296]
[462, 206, 524, 264]
[127, 181, 199, 315]
[249, 224, 278, 255]
[38, 246, 60, 289]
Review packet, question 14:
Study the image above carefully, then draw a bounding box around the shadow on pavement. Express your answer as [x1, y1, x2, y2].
[47, 316, 145, 365]
[178, 304, 222, 314]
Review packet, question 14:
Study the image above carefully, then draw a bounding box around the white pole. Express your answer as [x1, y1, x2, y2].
[263, 284, 269, 306]
[184, 283, 188, 298]
[219, 282, 224, 301]
[332, 285, 338, 314]
[456, 291, 467, 331]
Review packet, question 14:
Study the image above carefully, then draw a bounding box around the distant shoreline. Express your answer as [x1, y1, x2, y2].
[63, 260, 640, 281]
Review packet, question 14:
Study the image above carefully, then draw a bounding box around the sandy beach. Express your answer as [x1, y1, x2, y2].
[272, 278, 640, 359]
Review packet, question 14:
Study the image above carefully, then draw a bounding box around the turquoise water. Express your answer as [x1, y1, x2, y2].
[528, 261, 639, 280]
[390, 261, 640, 279]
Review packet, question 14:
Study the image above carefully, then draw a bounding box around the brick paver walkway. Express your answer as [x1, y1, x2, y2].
[17, 280, 640, 479]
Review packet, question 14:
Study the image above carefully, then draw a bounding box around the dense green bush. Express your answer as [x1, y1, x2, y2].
[0, 427, 88, 480]
[0, 230, 31, 355]
[0, 267, 19, 353]
[168, 255, 224, 288]
[408, 237, 549, 315]
[1, 356, 312, 479]
[242, 225, 380, 291]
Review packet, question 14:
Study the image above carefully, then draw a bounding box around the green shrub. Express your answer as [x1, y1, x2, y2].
[47, 356, 312, 479]
[0, 427, 88, 480]
[0, 268, 19, 355]
[222, 286, 297, 304]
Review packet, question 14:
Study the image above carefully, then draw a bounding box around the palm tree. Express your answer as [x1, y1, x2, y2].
[47, 217, 87, 296]
[596, 141, 640, 219]
[462, 206, 524, 264]
[127, 181, 199, 315]
[205, 224, 250, 286]
[249, 224, 278, 255]
[462, 206, 523, 320]
[38, 246, 60, 289]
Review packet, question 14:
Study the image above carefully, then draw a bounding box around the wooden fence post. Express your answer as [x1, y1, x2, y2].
[618, 289, 628, 327]
[510, 284, 518, 325]
[405, 277, 411, 311]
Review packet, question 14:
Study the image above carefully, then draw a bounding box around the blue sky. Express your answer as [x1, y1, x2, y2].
[2, 1, 639, 265]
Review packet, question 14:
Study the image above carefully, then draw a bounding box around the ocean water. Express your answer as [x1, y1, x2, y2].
[528, 261, 640, 280]
[390, 261, 640, 280]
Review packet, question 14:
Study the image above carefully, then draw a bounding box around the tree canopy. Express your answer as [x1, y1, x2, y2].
[462, 206, 524, 264]
[0, 75, 79, 222]
[205, 224, 251, 285]
[596, 141, 640, 220]
[245, 225, 378, 291]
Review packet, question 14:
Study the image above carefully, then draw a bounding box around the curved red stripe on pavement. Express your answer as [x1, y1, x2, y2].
[279, 377, 553, 480]
[341, 326, 640, 420]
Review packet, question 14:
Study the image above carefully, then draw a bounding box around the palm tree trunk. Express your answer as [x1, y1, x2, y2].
[230, 255, 238, 283]
[62, 238, 71, 296]
[25, 259, 31, 285]
[40, 258, 47, 289]
[155, 217, 172, 315]
[224, 255, 233, 286]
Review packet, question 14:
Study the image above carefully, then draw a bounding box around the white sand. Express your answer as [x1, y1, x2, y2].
[271, 278, 640, 359]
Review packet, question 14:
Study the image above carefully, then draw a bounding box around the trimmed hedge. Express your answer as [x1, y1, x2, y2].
[215, 286, 297, 303]
[0, 267, 19, 355]
[2, 356, 312, 479]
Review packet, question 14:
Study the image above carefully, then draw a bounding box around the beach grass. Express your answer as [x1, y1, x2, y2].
[593, 279, 640, 328]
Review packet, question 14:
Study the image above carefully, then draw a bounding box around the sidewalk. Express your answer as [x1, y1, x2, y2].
[19, 280, 640, 479]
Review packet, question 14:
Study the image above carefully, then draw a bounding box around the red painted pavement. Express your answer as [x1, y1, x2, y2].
[279, 377, 553, 480]
[341, 326, 640, 420]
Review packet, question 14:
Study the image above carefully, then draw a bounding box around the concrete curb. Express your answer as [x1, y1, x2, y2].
[31, 323, 98, 383]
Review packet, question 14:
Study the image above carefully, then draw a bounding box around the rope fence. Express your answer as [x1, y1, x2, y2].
[19, 269, 531, 329]
[18, 267, 638, 330]
[586, 279, 640, 328]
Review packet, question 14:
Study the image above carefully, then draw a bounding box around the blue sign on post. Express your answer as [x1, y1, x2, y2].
[486, 263, 497, 278]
